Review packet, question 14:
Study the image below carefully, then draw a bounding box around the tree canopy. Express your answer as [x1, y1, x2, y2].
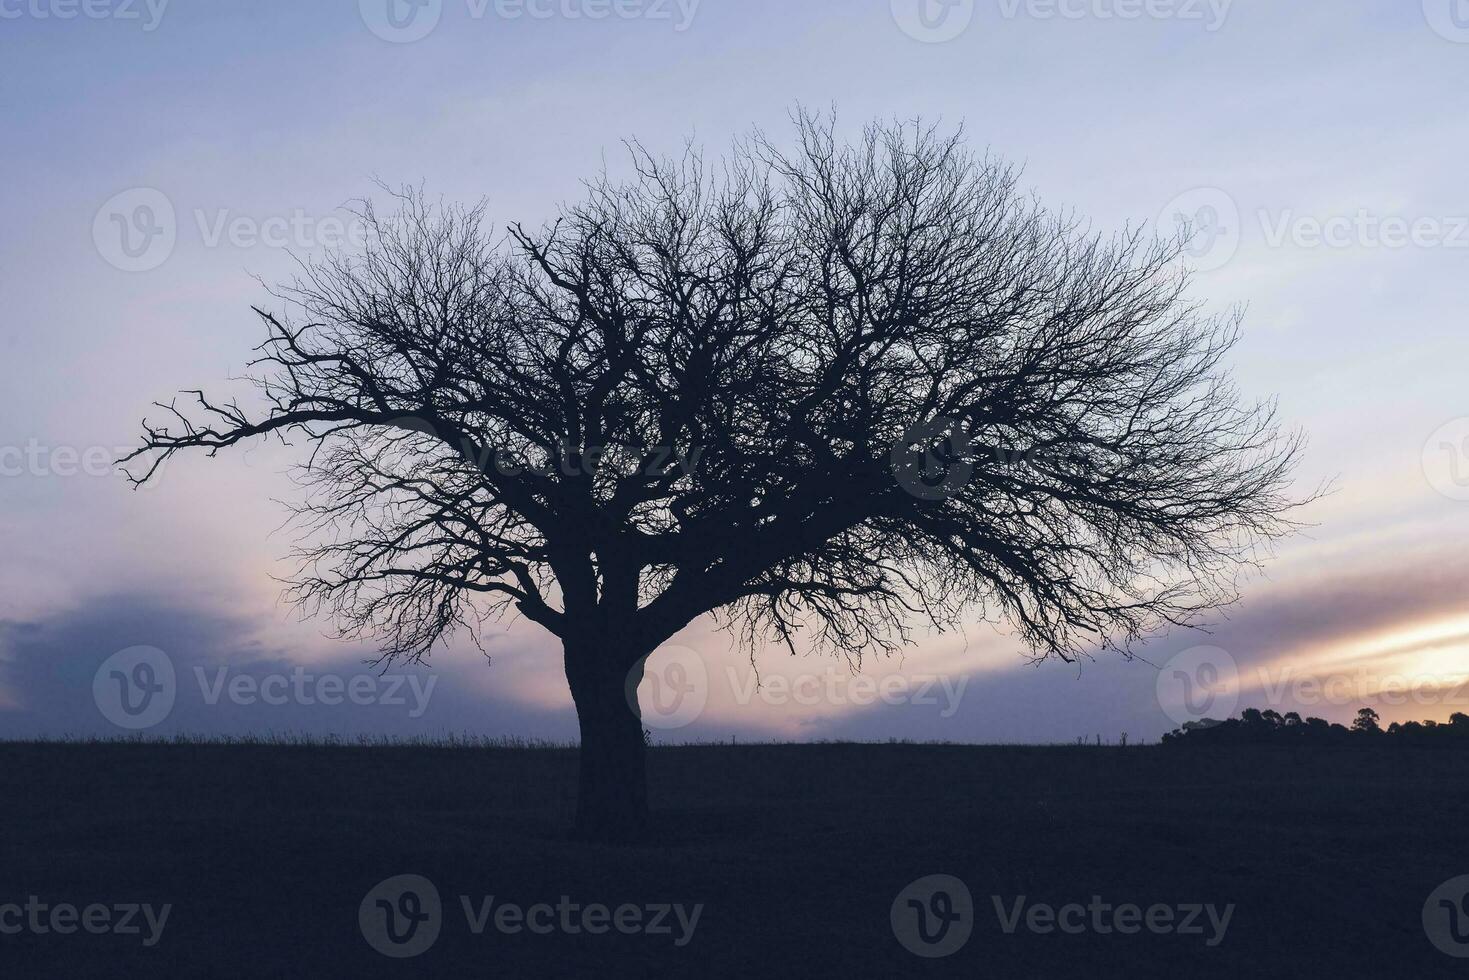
[125, 113, 1303, 670]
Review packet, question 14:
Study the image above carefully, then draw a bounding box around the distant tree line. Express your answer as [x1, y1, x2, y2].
[1163, 707, 1469, 744]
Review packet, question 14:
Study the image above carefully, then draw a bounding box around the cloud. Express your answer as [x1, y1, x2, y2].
[5, 534, 1469, 746]
[0, 594, 579, 741]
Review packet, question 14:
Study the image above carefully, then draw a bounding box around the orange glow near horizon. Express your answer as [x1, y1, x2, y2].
[1239, 612, 1469, 724]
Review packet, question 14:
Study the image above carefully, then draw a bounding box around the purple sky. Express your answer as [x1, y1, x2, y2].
[4, 0, 1469, 742]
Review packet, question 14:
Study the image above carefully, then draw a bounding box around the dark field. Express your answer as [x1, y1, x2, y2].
[1, 741, 1465, 977]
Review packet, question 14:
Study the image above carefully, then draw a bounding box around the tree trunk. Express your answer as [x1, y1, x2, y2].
[563, 638, 649, 842]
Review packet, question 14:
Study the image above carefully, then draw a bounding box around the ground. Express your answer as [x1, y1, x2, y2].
[0, 740, 1463, 977]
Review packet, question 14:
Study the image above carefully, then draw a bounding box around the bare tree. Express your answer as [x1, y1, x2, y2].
[124, 113, 1305, 840]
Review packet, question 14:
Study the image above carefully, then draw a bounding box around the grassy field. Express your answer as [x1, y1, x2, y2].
[0, 740, 1464, 977]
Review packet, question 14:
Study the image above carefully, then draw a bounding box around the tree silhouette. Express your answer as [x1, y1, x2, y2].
[1352, 707, 1382, 735]
[123, 113, 1304, 839]
[1164, 704, 1469, 744]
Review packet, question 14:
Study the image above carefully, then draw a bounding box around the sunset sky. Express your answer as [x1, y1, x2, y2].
[3, 0, 1468, 742]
